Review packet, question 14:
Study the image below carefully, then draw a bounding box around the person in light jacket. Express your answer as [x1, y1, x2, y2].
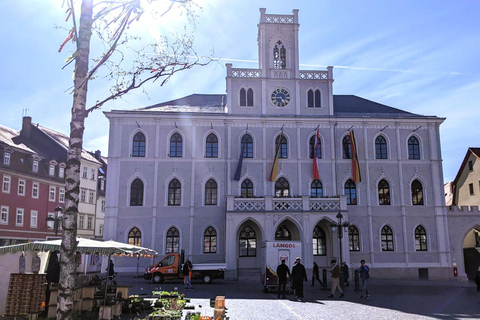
[328, 259, 344, 298]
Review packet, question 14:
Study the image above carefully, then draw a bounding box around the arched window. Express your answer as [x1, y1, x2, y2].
[239, 226, 256, 257]
[411, 179, 424, 205]
[205, 179, 218, 205]
[275, 225, 291, 240]
[375, 136, 388, 159]
[275, 177, 290, 198]
[128, 227, 141, 246]
[241, 179, 254, 198]
[130, 178, 143, 206]
[166, 227, 179, 253]
[205, 133, 218, 158]
[313, 224, 326, 256]
[247, 88, 254, 106]
[342, 135, 352, 159]
[307, 89, 321, 108]
[132, 132, 146, 157]
[349, 225, 360, 251]
[309, 135, 322, 159]
[204, 226, 217, 253]
[170, 133, 183, 158]
[381, 225, 394, 251]
[275, 134, 288, 159]
[273, 41, 286, 70]
[408, 136, 420, 160]
[345, 179, 357, 205]
[311, 180, 323, 198]
[241, 134, 253, 158]
[168, 179, 181, 206]
[378, 179, 391, 205]
[415, 225, 427, 251]
[240, 88, 246, 106]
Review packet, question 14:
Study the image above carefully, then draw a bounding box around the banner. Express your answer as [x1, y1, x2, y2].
[233, 142, 245, 181]
[269, 131, 283, 182]
[312, 128, 320, 180]
[349, 130, 361, 182]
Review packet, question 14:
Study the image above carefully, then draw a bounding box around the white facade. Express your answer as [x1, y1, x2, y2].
[104, 8, 451, 279]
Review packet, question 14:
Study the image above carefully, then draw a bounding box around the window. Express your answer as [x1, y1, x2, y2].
[99, 224, 103, 236]
[30, 210, 38, 228]
[3, 175, 11, 193]
[18, 179, 26, 196]
[3, 153, 10, 165]
[241, 134, 253, 158]
[307, 89, 321, 108]
[87, 216, 93, 229]
[166, 227, 179, 253]
[349, 225, 360, 251]
[89, 191, 94, 204]
[168, 179, 181, 206]
[32, 161, 38, 173]
[275, 177, 290, 198]
[16, 208, 24, 226]
[381, 225, 394, 251]
[342, 135, 352, 159]
[345, 179, 357, 205]
[82, 166, 88, 178]
[49, 186, 56, 202]
[241, 179, 254, 198]
[101, 179, 105, 191]
[205, 133, 218, 158]
[247, 88, 254, 106]
[310, 180, 323, 198]
[91, 168, 95, 180]
[375, 136, 388, 159]
[1, 206, 8, 224]
[275, 134, 288, 159]
[128, 227, 142, 246]
[275, 225, 291, 240]
[313, 225, 326, 256]
[59, 167, 65, 178]
[169, 133, 183, 157]
[411, 180, 424, 205]
[101, 200, 105, 212]
[204, 226, 217, 253]
[273, 41, 286, 69]
[378, 179, 391, 205]
[132, 132, 146, 157]
[59, 188, 65, 203]
[309, 135, 322, 159]
[408, 136, 420, 160]
[49, 165, 55, 176]
[80, 189, 86, 202]
[240, 88, 254, 107]
[415, 225, 428, 251]
[205, 179, 218, 205]
[468, 160, 473, 171]
[130, 178, 144, 206]
[32, 182, 39, 199]
[469, 183, 474, 195]
[239, 226, 256, 257]
[79, 215, 84, 229]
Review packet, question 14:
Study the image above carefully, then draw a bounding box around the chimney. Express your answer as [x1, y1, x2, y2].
[95, 150, 101, 160]
[21, 116, 32, 139]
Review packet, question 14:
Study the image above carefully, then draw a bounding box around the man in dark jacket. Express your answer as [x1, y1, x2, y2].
[291, 257, 308, 301]
[183, 259, 193, 289]
[276, 259, 291, 298]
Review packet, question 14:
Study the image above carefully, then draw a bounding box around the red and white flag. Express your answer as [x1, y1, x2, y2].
[313, 128, 320, 180]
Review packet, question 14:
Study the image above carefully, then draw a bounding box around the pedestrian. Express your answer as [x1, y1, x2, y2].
[357, 259, 370, 299]
[341, 262, 350, 287]
[183, 259, 193, 289]
[291, 257, 308, 301]
[107, 257, 116, 284]
[475, 266, 480, 292]
[32, 251, 41, 274]
[311, 261, 322, 287]
[328, 259, 344, 298]
[276, 259, 291, 298]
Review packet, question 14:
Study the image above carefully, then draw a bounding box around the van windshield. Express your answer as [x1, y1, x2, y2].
[160, 255, 175, 267]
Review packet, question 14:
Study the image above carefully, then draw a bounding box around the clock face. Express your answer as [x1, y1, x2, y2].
[271, 88, 291, 107]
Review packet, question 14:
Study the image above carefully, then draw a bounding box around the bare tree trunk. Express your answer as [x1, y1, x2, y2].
[57, 1, 93, 319]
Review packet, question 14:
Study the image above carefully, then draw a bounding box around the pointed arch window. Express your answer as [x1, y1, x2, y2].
[170, 133, 183, 158]
[204, 226, 217, 253]
[241, 134, 253, 158]
[239, 226, 256, 257]
[241, 179, 254, 198]
[310, 180, 323, 198]
[307, 89, 321, 108]
[275, 177, 290, 198]
[275, 225, 291, 240]
[375, 136, 388, 159]
[128, 227, 142, 246]
[309, 135, 322, 159]
[130, 178, 144, 206]
[273, 41, 286, 70]
[408, 136, 420, 160]
[349, 225, 360, 251]
[411, 179, 424, 205]
[166, 227, 179, 253]
[275, 134, 288, 159]
[345, 179, 357, 205]
[342, 135, 352, 159]
[168, 179, 181, 206]
[381, 225, 394, 251]
[240, 88, 246, 106]
[205, 133, 218, 158]
[205, 179, 218, 205]
[415, 225, 428, 251]
[313, 224, 326, 256]
[132, 132, 146, 157]
[378, 179, 391, 205]
[247, 88, 254, 106]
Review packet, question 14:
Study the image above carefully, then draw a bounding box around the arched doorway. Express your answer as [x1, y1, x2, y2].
[236, 220, 263, 274]
[275, 219, 301, 241]
[463, 226, 480, 280]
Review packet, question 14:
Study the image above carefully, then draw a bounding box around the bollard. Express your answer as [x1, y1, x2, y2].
[322, 268, 328, 290]
[354, 269, 360, 291]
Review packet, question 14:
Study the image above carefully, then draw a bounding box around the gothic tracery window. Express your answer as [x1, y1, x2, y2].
[273, 41, 286, 70]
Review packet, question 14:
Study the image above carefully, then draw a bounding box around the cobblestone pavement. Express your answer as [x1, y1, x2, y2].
[117, 274, 480, 320]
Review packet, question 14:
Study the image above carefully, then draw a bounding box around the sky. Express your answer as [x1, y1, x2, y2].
[1, 0, 479, 183]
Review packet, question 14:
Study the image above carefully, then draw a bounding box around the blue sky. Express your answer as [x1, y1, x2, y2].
[1, 1, 479, 183]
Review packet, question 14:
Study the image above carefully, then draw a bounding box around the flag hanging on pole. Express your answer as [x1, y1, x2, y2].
[233, 142, 245, 181]
[349, 130, 361, 182]
[269, 131, 283, 182]
[312, 128, 320, 180]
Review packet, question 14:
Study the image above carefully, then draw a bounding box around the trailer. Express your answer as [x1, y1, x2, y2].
[261, 240, 302, 292]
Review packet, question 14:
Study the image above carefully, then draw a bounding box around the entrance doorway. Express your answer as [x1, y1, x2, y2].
[463, 227, 480, 280]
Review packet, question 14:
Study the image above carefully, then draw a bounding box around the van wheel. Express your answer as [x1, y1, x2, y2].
[153, 273, 164, 284]
[202, 274, 212, 284]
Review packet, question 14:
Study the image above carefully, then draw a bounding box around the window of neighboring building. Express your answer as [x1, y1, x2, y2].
[2, 175, 11, 193]
[309, 135, 322, 159]
[49, 186, 56, 202]
[30, 210, 38, 228]
[80, 189, 86, 202]
[310, 180, 323, 198]
[381, 225, 394, 251]
[307, 89, 321, 108]
[273, 41, 286, 69]
[275, 177, 290, 198]
[87, 216, 93, 229]
[59, 167, 65, 178]
[204, 226, 217, 253]
[408, 136, 420, 160]
[32, 161, 38, 173]
[375, 135, 388, 159]
[128, 227, 142, 246]
[241, 134, 253, 158]
[169, 133, 183, 157]
[18, 179, 26, 196]
[49, 165, 55, 176]
[469, 183, 474, 195]
[349, 225, 360, 251]
[415, 225, 428, 251]
[132, 132, 146, 157]
[345, 179, 357, 205]
[205, 133, 218, 158]
[239, 226, 256, 257]
[275, 134, 288, 158]
[130, 178, 144, 206]
[59, 188, 65, 203]
[411, 180, 424, 205]
[1, 206, 8, 224]
[241, 179, 254, 198]
[378, 179, 391, 205]
[100, 179, 105, 191]
[168, 179, 181, 206]
[166, 227, 180, 253]
[91, 168, 95, 180]
[16, 208, 24, 226]
[101, 200, 105, 212]
[89, 191, 94, 204]
[99, 224, 103, 236]
[3, 153, 10, 165]
[82, 166, 88, 179]
[32, 182, 39, 199]
[468, 160, 474, 171]
[342, 135, 352, 159]
[79, 215, 84, 229]
[205, 179, 218, 205]
[313, 224, 326, 256]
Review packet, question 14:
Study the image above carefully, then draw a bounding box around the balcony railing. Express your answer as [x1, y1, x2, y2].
[226, 196, 345, 212]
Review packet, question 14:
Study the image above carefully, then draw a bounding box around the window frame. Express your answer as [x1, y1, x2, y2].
[32, 182, 39, 199]
[241, 134, 253, 158]
[49, 186, 56, 202]
[239, 226, 257, 257]
[32, 161, 38, 173]
[313, 225, 327, 256]
[375, 135, 388, 159]
[16, 208, 24, 226]
[205, 133, 219, 158]
[275, 134, 288, 159]
[166, 227, 180, 253]
[241, 179, 254, 198]
[205, 179, 218, 205]
[1, 206, 9, 224]
[3, 152, 10, 165]
[130, 178, 144, 206]
[415, 225, 428, 251]
[128, 227, 142, 246]
[168, 179, 181, 206]
[169, 132, 183, 158]
[411, 180, 424, 205]
[132, 132, 146, 157]
[3, 175, 11, 193]
[17, 179, 26, 196]
[309, 135, 322, 159]
[381, 225, 394, 251]
[204, 226, 217, 253]
[80, 189, 86, 202]
[408, 136, 421, 160]
[378, 179, 391, 205]
[345, 179, 357, 205]
[59, 188, 65, 203]
[342, 135, 352, 159]
[349, 225, 360, 251]
[275, 177, 290, 198]
[30, 210, 38, 228]
[310, 180, 323, 198]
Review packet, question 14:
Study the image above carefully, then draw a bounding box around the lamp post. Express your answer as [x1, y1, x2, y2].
[46, 205, 63, 236]
[331, 212, 349, 287]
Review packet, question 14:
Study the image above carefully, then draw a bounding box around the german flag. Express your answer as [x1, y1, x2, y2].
[269, 131, 283, 182]
[350, 130, 361, 182]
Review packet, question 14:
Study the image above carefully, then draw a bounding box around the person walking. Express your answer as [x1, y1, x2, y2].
[341, 262, 350, 287]
[357, 259, 370, 299]
[183, 259, 193, 289]
[291, 257, 308, 301]
[311, 261, 322, 287]
[276, 259, 291, 298]
[328, 259, 344, 298]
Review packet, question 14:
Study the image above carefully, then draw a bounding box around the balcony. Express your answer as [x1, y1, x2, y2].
[226, 196, 346, 213]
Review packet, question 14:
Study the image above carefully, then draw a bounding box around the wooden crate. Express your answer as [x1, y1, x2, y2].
[82, 286, 96, 299]
[81, 299, 95, 311]
[98, 304, 122, 320]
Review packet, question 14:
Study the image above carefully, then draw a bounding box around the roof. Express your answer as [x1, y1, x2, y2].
[451, 147, 480, 205]
[0, 124, 36, 154]
[140, 94, 227, 113]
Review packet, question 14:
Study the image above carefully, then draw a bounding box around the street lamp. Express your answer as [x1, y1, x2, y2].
[46, 205, 63, 236]
[331, 212, 349, 286]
